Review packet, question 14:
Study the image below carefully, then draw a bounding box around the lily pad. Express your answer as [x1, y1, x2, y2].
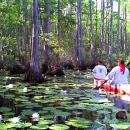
[49, 124, 69, 130]
[38, 119, 54, 125]
[65, 117, 91, 128]
[0, 123, 15, 129]
[0, 107, 12, 112]
[43, 107, 56, 111]
[54, 111, 70, 117]
[97, 110, 111, 114]
[14, 123, 32, 128]
[30, 124, 48, 129]
[21, 110, 35, 116]
[110, 122, 130, 129]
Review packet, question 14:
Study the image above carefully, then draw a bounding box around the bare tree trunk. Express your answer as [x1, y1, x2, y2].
[14, 25, 21, 61]
[43, 0, 51, 68]
[109, 0, 113, 65]
[105, 0, 109, 52]
[22, 0, 27, 63]
[124, 2, 127, 58]
[76, 0, 84, 69]
[95, 0, 98, 44]
[89, 0, 94, 60]
[57, 0, 61, 66]
[24, 0, 44, 83]
[100, 0, 105, 60]
[116, 0, 120, 56]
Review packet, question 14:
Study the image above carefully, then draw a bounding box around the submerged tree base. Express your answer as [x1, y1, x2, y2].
[24, 69, 44, 83]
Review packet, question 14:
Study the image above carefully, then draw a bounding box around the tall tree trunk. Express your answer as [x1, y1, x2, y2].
[24, 0, 44, 83]
[116, 0, 120, 56]
[95, 0, 98, 42]
[22, 0, 27, 63]
[57, 0, 61, 66]
[43, 0, 51, 68]
[100, 0, 105, 60]
[89, 0, 94, 60]
[14, 25, 21, 61]
[109, 0, 113, 65]
[76, 0, 84, 69]
[123, 2, 127, 58]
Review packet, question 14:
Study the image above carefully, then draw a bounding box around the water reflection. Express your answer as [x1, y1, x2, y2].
[94, 90, 130, 112]
[114, 95, 129, 111]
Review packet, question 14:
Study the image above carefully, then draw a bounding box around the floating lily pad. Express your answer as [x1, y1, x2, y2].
[73, 104, 86, 109]
[94, 121, 105, 128]
[30, 124, 48, 129]
[38, 119, 54, 125]
[90, 98, 109, 103]
[43, 115, 54, 119]
[21, 110, 35, 115]
[65, 117, 90, 129]
[103, 118, 119, 124]
[0, 123, 15, 129]
[0, 107, 12, 112]
[97, 110, 111, 114]
[3, 112, 15, 117]
[15, 104, 25, 107]
[0, 123, 8, 130]
[14, 123, 32, 128]
[110, 122, 130, 129]
[49, 124, 69, 130]
[86, 107, 97, 111]
[5, 94, 15, 99]
[38, 110, 48, 115]
[54, 111, 70, 117]
[34, 96, 43, 99]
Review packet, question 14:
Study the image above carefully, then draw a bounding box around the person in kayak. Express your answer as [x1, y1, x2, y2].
[105, 58, 129, 85]
[92, 60, 107, 88]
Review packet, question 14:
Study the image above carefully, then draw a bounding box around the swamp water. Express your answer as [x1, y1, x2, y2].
[0, 70, 130, 130]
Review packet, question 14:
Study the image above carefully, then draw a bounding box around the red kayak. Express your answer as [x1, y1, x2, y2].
[100, 83, 130, 96]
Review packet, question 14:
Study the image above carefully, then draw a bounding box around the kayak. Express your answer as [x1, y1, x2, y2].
[100, 83, 130, 95]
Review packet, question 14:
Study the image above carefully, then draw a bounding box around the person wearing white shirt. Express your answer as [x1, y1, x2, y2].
[92, 60, 107, 87]
[105, 58, 129, 85]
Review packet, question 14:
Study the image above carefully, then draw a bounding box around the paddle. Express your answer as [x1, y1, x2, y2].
[92, 80, 108, 90]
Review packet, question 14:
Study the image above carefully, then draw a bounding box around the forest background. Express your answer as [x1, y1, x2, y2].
[0, 0, 130, 83]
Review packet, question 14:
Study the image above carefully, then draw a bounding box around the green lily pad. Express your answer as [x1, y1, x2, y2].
[14, 123, 32, 128]
[5, 94, 15, 99]
[38, 110, 48, 115]
[0, 123, 15, 129]
[110, 122, 130, 129]
[49, 124, 69, 130]
[65, 117, 91, 128]
[3, 112, 15, 117]
[94, 121, 105, 128]
[43, 115, 54, 119]
[0, 107, 12, 112]
[30, 124, 48, 129]
[64, 106, 76, 110]
[103, 118, 119, 124]
[34, 96, 43, 99]
[90, 98, 109, 103]
[15, 104, 25, 107]
[21, 110, 35, 115]
[86, 107, 97, 111]
[43, 107, 56, 111]
[38, 119, 54, 125]
[97, 110, 111, 114]
[54, 111, 70, 116]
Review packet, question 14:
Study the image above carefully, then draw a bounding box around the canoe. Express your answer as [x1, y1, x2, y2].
[100, 83, 130, 95]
